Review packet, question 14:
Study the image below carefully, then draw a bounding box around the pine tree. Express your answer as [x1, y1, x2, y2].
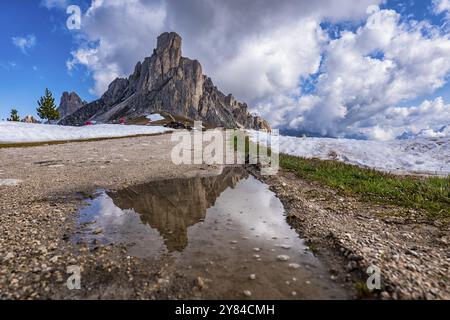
[9, 109, 20, 122]
[37, 88, 60, 123]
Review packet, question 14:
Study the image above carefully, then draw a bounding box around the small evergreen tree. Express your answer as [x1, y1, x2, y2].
[37, 88, 59, 123]
[9, 109, 20, 122]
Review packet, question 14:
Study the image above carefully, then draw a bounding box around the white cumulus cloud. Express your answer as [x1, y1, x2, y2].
[269, 7, 450, 138]
[355, 97, 450, 140]
[12, 35, 36, 54]
[65, 0, 381, 97]
[433, 0, 450, 16]
[67, 0, 167, 95]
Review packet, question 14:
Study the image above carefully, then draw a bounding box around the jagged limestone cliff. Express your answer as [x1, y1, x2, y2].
[57, 91, 86, 119]
[60, 32, 270, 131]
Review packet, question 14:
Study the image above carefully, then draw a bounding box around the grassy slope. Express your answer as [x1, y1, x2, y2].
[234, 134, 449, 222]
[280, 154, 449, 221]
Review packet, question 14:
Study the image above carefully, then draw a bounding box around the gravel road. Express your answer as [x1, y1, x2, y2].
[1, 134, 447, 300]
[0, 134, 222, 299]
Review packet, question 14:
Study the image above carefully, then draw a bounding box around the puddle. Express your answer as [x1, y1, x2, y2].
[76, 167, 348, 299]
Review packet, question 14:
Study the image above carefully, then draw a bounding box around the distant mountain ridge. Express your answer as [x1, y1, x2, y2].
[57, 92, 86, 119]
[60, 32, 270, 131]
[397, 125, 450, 140]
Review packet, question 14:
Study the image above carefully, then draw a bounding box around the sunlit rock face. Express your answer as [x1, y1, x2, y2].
[60, 32, 271, 131]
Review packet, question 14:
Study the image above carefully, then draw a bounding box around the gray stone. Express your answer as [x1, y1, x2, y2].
[243, 290, 252, 297]
[277, 255, 290, 261]
[346, 261, 358, 272]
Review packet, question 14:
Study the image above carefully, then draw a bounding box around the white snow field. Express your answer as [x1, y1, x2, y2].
[0, 122, 172, 144]
[250, 132, 450, 176]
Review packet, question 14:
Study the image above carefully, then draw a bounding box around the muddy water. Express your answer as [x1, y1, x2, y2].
[77, 167, 348, 299]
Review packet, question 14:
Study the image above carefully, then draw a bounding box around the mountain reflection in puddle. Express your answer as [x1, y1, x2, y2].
[78, 167, 248, 256]
[107, 167, 247, 252]
[77, 166, 348, 299]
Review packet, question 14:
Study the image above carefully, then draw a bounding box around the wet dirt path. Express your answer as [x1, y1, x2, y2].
[76, 167, 348, 299]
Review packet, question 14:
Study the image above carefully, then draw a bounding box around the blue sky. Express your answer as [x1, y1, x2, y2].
[0, 0, 449, 140]
[0, 0, 94, 120]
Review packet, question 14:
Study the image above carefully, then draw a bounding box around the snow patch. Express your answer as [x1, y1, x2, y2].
[249, 131, 450, 176]
[0, 122, 172, 144]
[146, 114, 165, 122]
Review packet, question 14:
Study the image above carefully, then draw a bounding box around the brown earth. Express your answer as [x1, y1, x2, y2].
[251, 167, 449, 300]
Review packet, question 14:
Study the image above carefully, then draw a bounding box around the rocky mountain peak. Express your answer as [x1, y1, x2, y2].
[153, 32, 183, 77]
[157, 32, 182, 54]
[58, 91, 86, 119]
[60, 32, 271, 131]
